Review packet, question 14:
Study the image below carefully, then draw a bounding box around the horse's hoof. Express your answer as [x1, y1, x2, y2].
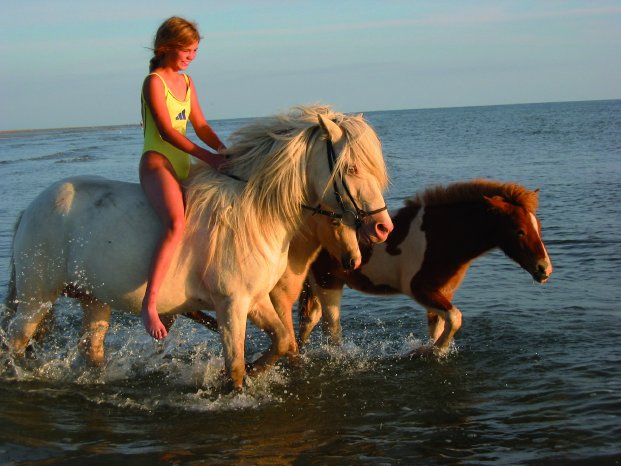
[225, 379, 244, 394]
[286, 351, 303, 367]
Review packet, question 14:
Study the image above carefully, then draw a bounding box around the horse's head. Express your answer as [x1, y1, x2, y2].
[210, 105, 393, 271]
[484, 193, 553, 283]
[302, 213, 362, 270]
[304, 113, 393, 269]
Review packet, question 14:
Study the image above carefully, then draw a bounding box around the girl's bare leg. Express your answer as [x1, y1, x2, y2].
[139, 152, 185, 340]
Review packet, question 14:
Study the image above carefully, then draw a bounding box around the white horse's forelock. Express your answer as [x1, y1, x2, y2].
[182, 104, 388, 281]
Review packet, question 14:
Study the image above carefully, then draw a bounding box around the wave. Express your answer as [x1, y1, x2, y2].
[0, 148, 99, 165]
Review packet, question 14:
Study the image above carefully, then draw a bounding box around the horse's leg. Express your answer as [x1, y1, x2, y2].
[270, 284, 300, 359]
[31, 304, 58, 344]
[79, 298, 111, 367]
[297, 280, 323, 347]
[7, 300, 53, 355]
[318, 285, 345, 346]
[412, 305, 462, 358]
[216, 299, 249, 391]
[426, 309, 446, 343]
[247, 296, 290, 373]
[160, 314, 177, 332]
[432, 305, 462, 354]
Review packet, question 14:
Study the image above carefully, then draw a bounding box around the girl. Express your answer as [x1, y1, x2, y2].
[140, 16, 226, 340]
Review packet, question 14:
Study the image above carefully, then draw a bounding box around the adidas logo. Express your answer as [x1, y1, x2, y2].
[175, 109, 186, 121]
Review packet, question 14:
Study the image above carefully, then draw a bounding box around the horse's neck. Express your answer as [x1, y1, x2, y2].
[423, 202, 500, 262]
[288, 220, 322, 273]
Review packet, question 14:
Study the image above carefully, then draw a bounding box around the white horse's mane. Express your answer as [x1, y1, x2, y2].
[182, 104, 388, 279]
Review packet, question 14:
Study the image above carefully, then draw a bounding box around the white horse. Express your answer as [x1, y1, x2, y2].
[5, 105, 393, 390]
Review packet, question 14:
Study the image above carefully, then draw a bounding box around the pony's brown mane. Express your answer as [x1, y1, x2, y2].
[406, 178, 539, 212]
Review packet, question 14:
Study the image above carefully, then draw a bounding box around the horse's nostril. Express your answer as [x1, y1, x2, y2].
[342, 255, 356, 270]
[377, 223, 391, 234]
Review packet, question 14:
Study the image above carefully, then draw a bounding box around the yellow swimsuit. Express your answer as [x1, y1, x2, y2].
[141, 73, 192, 180]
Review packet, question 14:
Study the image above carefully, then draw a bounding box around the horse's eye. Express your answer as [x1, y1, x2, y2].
[346, 165, 358, 176]
[517, 229, 526, 237]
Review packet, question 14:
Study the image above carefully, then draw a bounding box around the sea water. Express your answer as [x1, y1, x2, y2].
[0, 100, 619, 464]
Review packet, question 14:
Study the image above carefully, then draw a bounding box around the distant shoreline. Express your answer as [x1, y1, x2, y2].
[2, 98, 619, 134]
[0, 123, 142, 136]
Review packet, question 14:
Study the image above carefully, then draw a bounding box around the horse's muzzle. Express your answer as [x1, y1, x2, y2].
[532, 261, 553, 284]
[341, 251, 362, 271]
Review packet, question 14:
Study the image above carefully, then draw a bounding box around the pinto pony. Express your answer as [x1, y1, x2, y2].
[298, 179, 553, 356]
[5, 105, 393, 390]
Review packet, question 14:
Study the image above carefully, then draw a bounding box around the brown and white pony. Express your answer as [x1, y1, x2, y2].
[5, 105, 393, 390]
[298, 179, 553, 357]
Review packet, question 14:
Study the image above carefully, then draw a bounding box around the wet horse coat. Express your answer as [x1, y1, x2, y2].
[299, 179, 553, 355]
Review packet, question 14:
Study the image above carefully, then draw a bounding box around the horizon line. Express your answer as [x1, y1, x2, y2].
[1, 98, 618, 134]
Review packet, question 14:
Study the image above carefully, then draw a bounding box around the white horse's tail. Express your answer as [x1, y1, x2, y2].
[4, 211, 24, 313]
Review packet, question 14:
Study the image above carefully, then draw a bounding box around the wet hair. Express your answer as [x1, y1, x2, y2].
[149, 16, 201, 72]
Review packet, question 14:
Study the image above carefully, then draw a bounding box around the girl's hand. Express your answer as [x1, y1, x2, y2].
[206, 151, 227, 171]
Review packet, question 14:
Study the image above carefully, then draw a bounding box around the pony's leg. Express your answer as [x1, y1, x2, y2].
[417, 305, 461, 357]
[433, 306, 462, 353]
[247, 296, 290, 373]
[216, 299, 249, 391]
[7, 300, 53, 355]
[269, 286, 299, 358]
[426, 309, 446, 343]
[297, 283, 323, 347]
[31, 305, 57, 344]
[79, 298, 111, 367]
[160, 314, 177, 332]
[318, 287, 344, 346]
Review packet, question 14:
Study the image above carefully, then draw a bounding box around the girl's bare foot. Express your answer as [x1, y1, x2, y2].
[142, 305, 168, 340]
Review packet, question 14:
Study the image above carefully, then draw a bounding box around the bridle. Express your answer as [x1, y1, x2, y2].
[302, 139, 387, 229]
[223, 133, 387, 229]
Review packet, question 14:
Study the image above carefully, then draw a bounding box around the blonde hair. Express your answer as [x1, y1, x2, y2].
[149, 16, 201, 72]
[182, 105, 389, 281]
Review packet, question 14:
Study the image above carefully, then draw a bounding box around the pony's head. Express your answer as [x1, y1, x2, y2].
[217, 105, 393, 270]
[483, 187, 553, 283]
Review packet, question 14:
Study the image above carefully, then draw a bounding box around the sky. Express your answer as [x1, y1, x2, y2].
[1, 0, 620, 131]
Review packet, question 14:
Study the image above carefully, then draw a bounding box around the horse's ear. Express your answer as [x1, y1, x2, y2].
[318, 114, 344, 143]
[483, 195, 507, 212]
